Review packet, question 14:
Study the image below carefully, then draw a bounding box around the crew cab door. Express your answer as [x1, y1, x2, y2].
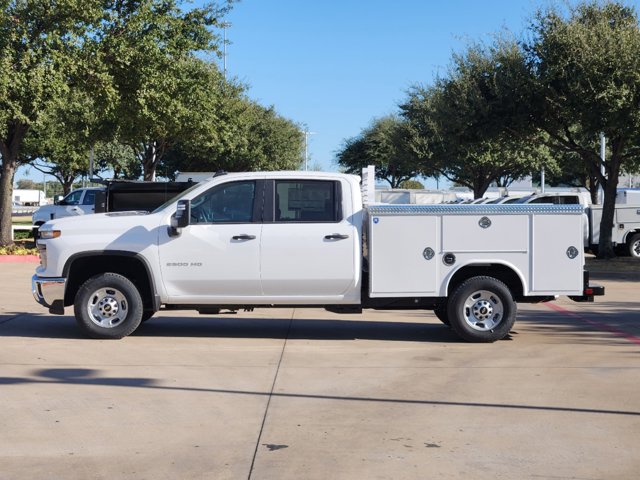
[159, 180, 264, 300]
[260, 179, 357, 298]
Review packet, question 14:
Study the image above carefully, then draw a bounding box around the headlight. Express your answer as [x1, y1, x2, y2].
[39, 230, 61, 239]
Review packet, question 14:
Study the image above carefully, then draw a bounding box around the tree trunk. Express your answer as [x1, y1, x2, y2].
[143, 141, 158, 181]
[63, 176, 75, 196]
[0, 160, 17, 246]
[473, 175, 493, 199]
[0, 121, 28, 246]
[597, 152, 622, 259]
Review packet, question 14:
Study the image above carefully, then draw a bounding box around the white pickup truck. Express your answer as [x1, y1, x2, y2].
[32, 171, 603, 343]
[32, 187, 104, 228]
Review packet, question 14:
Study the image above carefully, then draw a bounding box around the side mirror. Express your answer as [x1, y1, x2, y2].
[169, 199, 190, 236]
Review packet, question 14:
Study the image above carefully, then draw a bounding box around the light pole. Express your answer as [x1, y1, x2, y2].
[221, 22, 231, 79]
[302, 129, 316, 171]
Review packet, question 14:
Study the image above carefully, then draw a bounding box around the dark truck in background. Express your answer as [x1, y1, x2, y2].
[32, 179, 196, 237]
[93, 179, 196, 214]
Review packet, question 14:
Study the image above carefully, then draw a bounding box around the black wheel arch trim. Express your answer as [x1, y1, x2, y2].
[63, 250, 160, 311]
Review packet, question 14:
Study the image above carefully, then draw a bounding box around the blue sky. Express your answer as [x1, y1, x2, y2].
[17, 0, 640, 187]
[220, 0, 539, 186]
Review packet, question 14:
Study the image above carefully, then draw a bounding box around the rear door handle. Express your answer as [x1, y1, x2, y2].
[324, 234, 349, 240]
[232, 234, 256, 240]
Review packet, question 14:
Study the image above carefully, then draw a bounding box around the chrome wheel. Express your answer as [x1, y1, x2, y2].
[75, 273, 143, 339]
[87, 287, 129, 328]
[462, 290, 504, 331]
[629, 234, 640, 258]
[448, 276, 516, 342]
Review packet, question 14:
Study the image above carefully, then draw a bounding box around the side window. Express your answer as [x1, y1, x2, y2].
[558, 196, 579, 205]
[190, 181, 256, 224]
[529, 197, 551, 204]
[63, 190, 83, 205]
[82, 190, 97, 205]
[274, 180, 340, 222]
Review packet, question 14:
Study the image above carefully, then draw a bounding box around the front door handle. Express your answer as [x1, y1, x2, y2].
[324, 234, 349, 240]
[232, 234, 256, 241]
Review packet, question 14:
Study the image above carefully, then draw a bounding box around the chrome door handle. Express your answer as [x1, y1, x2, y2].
[232, 234, 256, 240]
[324, 234, 349, 240]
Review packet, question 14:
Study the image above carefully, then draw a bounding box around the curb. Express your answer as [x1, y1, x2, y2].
[0, 255, 39, 263]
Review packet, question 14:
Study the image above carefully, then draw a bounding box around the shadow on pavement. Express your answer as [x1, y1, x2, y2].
[0, 313, 464, 343]
[0, 367, 638, 418]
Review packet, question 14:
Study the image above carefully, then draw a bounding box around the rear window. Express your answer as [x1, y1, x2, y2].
[274, 180, 341, 223]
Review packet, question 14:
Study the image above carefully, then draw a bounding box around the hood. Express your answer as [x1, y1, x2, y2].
[41, 211, 158, 233]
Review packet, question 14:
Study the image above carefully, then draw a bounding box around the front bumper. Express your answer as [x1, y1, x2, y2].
[32, 275, 66, 314]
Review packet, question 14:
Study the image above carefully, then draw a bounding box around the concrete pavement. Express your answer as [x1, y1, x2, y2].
[1, 262, 639, 479]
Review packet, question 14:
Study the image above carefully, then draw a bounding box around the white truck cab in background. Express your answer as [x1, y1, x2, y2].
[32, 187, 103, 227]
[32, 170, 603, 343]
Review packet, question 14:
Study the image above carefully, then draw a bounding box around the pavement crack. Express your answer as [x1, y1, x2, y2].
[247, 310, 294, 479]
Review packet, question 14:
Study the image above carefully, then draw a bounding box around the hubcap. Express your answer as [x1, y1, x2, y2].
[633, 240, 640, 257]
[87, 287, 128, 328]
[462, 290, 503, 331]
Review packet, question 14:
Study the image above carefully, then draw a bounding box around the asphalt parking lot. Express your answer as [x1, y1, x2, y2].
[1, 262, 639, 480]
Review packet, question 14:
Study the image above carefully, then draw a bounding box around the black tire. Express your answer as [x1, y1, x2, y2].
[433, 302, 450, 325]
[74, 273, 143, 339]
[628, 233, 640, 258]
[447, 276, 516, 343]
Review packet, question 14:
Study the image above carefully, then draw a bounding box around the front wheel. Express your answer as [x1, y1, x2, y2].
[628, 233, 640, 258]
[74, 273, 143, 339]
[447, 276, 516, 343]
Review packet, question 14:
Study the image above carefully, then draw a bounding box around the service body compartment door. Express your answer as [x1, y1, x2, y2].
[442, 214, 528, 253]
[368, 214, 439, 296]
[532, 215, 583, 293]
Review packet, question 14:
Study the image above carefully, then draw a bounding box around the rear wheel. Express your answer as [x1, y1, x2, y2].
[447, 276, 516, 343]
[433, 302, 450, 325]
[74, 273, 143, 339]
[628, 233, 640, 258]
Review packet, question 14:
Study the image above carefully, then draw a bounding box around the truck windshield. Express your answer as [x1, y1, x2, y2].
[151, 182, 203, 213]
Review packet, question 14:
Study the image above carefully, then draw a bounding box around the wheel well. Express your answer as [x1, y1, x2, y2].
[447, 264, 523, 298]
[626, 230, 640, 242]
[64, 254, 155, 311]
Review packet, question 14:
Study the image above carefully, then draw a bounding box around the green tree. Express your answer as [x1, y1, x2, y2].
[163, 95, 304, 175]
[0, 0, 105, 245]
[16, 179, 36, 190]
[402, 40, 553, 198]
[94, 141, 140, 180]
[336, 115, 423, 188]
[101, 2, 233, 181]
[22, 89, 99, 194]
[526, 1, 640, 257]
[399, 179, 424, 189]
